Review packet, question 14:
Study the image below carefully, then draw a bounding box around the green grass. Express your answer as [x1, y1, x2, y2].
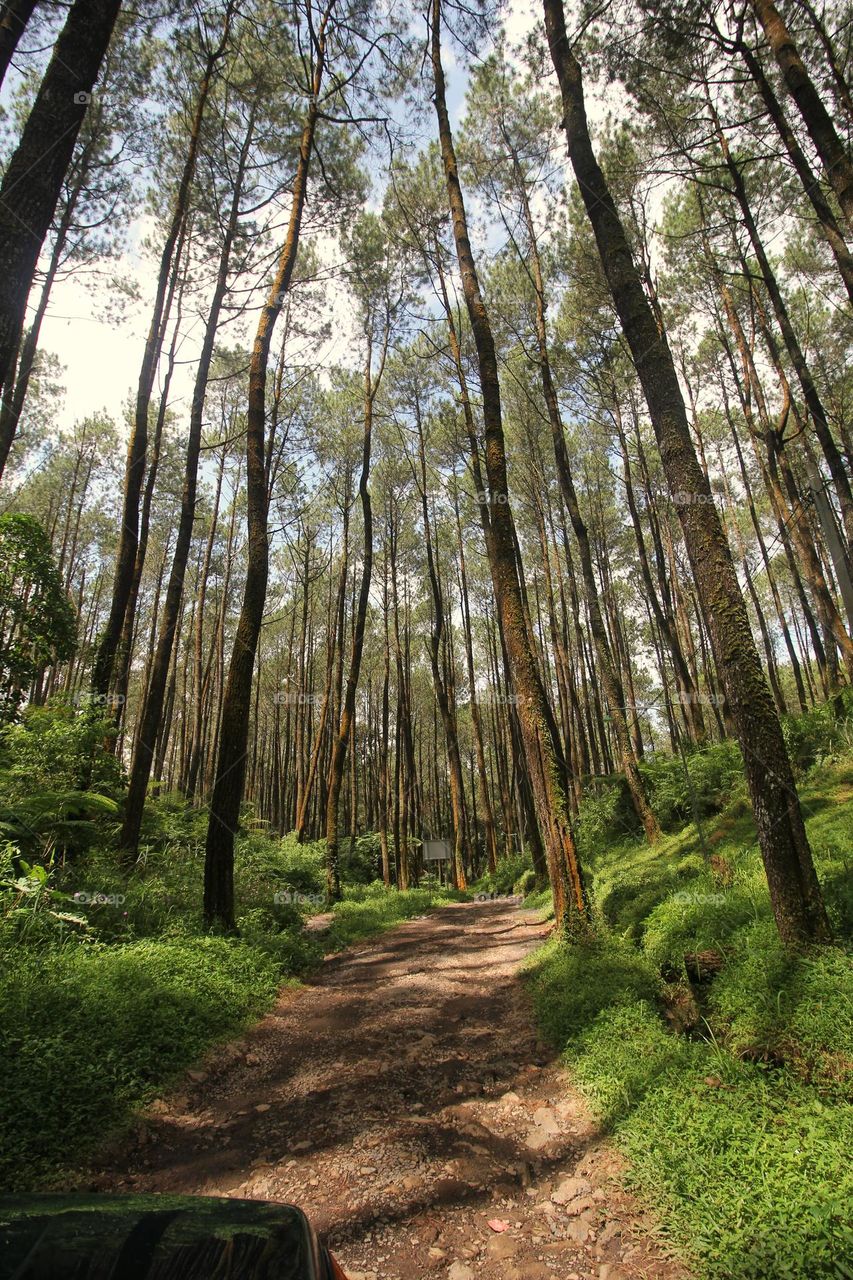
[327, 881, 467, 949]
[566, 1002, 853, 1280]
[1, 812, 469, 1193]
[0, 936, 282, 1190]
[525, 755, 853, 1280]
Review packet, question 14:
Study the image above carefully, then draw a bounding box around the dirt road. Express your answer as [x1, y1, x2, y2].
[88, 900, 687, 1280]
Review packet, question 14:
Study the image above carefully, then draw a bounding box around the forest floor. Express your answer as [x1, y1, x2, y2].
[82, 899, 688, 1280]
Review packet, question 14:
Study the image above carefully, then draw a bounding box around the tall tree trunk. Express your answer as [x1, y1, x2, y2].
[718, 363, 809, 711]
[745, 276, 853, 674]
[295, 527, 347, 842]
[91, 18, 230, 699]
[204, 65, 322, 930]
[325, 325, 384, 899]
[454, 485, 498, 873]
[544, 0, 831, 947]
[121, 105, 255, 856]
[710, 99, 853, 563]
[414, 396, 468, 889]
[379, 540, 392, 883]
[750, 0, 853, 228]
[390, 501, 414, 889]
[0, 0, 38, 87]
[513, 162, 659, 841]
[431, 0, 586, 929]
[112, 224, 191, 729]
[0, 0, 121, 477]
[186, 447, 225, 798]
[614, 401, 705, 742]
[738, 41, 853, 307]
[0, 186, 77, 446]
[791, 0, 853, 120]
[716, 270, 852, 679]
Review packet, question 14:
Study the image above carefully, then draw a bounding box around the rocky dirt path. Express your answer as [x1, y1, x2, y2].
[87, 900, 688, 1280]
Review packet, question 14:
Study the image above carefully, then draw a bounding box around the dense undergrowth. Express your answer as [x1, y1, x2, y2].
[0, 713, 464, 1189]
[525, 697, 853, 1280]
[0, 826, 463, 1188]
[2, 692, 852, 1280]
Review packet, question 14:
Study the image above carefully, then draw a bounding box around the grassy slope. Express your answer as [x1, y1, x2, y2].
[525, 759, 853, 1280]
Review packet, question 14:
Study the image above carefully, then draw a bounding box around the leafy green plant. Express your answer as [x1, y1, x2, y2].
[0, 705, 123, 862]
[340, 832, 382, 884]
[0, 843, 91, 945]
[709, 920, 853, 1096]
[0, 936, 281, 1189]
[640, 880, 760, 974]
[0, 788, 119, 863]
[575, 775, 642, 856]
[326, 884, 463, 949]
[472, 851, 533, 895]
[782, 691, 853, 774]
[0, 514, 76, 721]
[0, 703, 123, 792]
[525, 754, 853, 1280]
[638, 739, 744, 830]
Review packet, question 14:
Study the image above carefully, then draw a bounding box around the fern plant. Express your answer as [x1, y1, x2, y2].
[0, 843, 90, 945]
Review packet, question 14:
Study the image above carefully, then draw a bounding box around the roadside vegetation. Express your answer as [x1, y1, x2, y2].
[1, 690, 851, 1280]
[0, 709, 464, 1190]
[525, 697, 853, 1280]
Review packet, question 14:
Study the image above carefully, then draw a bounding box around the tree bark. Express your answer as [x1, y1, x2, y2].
[204, 57, 322, 929]
[325, 325, 384, 899]
[0, 0, 121, 477]
[454, 485, 499, 873]
[0, 0, 37, 88]
[414, 395, 468, 889]
[295, 526, 347, 842]
[750, 0, 853, 228]
[739, 41, 853, 308]
[512, 160, 659, 841]
[122, 104, 256, 856]
[91, 25, 227, 698]
[709, 99, 853, 564]
[544, 0, 830, 946]
[432, 0, 586, 929]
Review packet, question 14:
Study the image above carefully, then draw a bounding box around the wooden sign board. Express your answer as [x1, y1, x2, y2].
[423, 838, 450, 862]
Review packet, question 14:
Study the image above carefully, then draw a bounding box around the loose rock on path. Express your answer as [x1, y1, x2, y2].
[86, 900, 689, 1280]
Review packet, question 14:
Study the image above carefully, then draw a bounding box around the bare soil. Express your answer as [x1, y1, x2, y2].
[86, 900, 689, 1280]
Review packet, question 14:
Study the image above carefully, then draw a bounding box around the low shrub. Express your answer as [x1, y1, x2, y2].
[782, 690, 853, 774]
[473, 852, 533, 896]
[513, 867, 537, 896]
[709, 920, 853, 1096]
[638, 739, 744, 831]
[326, 885, 462, 949]
[640, 874, 762, 974]
[575, 776, 642, 858]
[0, 936, 280, 1189]
[339, 832, 383, 884]
[525, 934, 661, 1048]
